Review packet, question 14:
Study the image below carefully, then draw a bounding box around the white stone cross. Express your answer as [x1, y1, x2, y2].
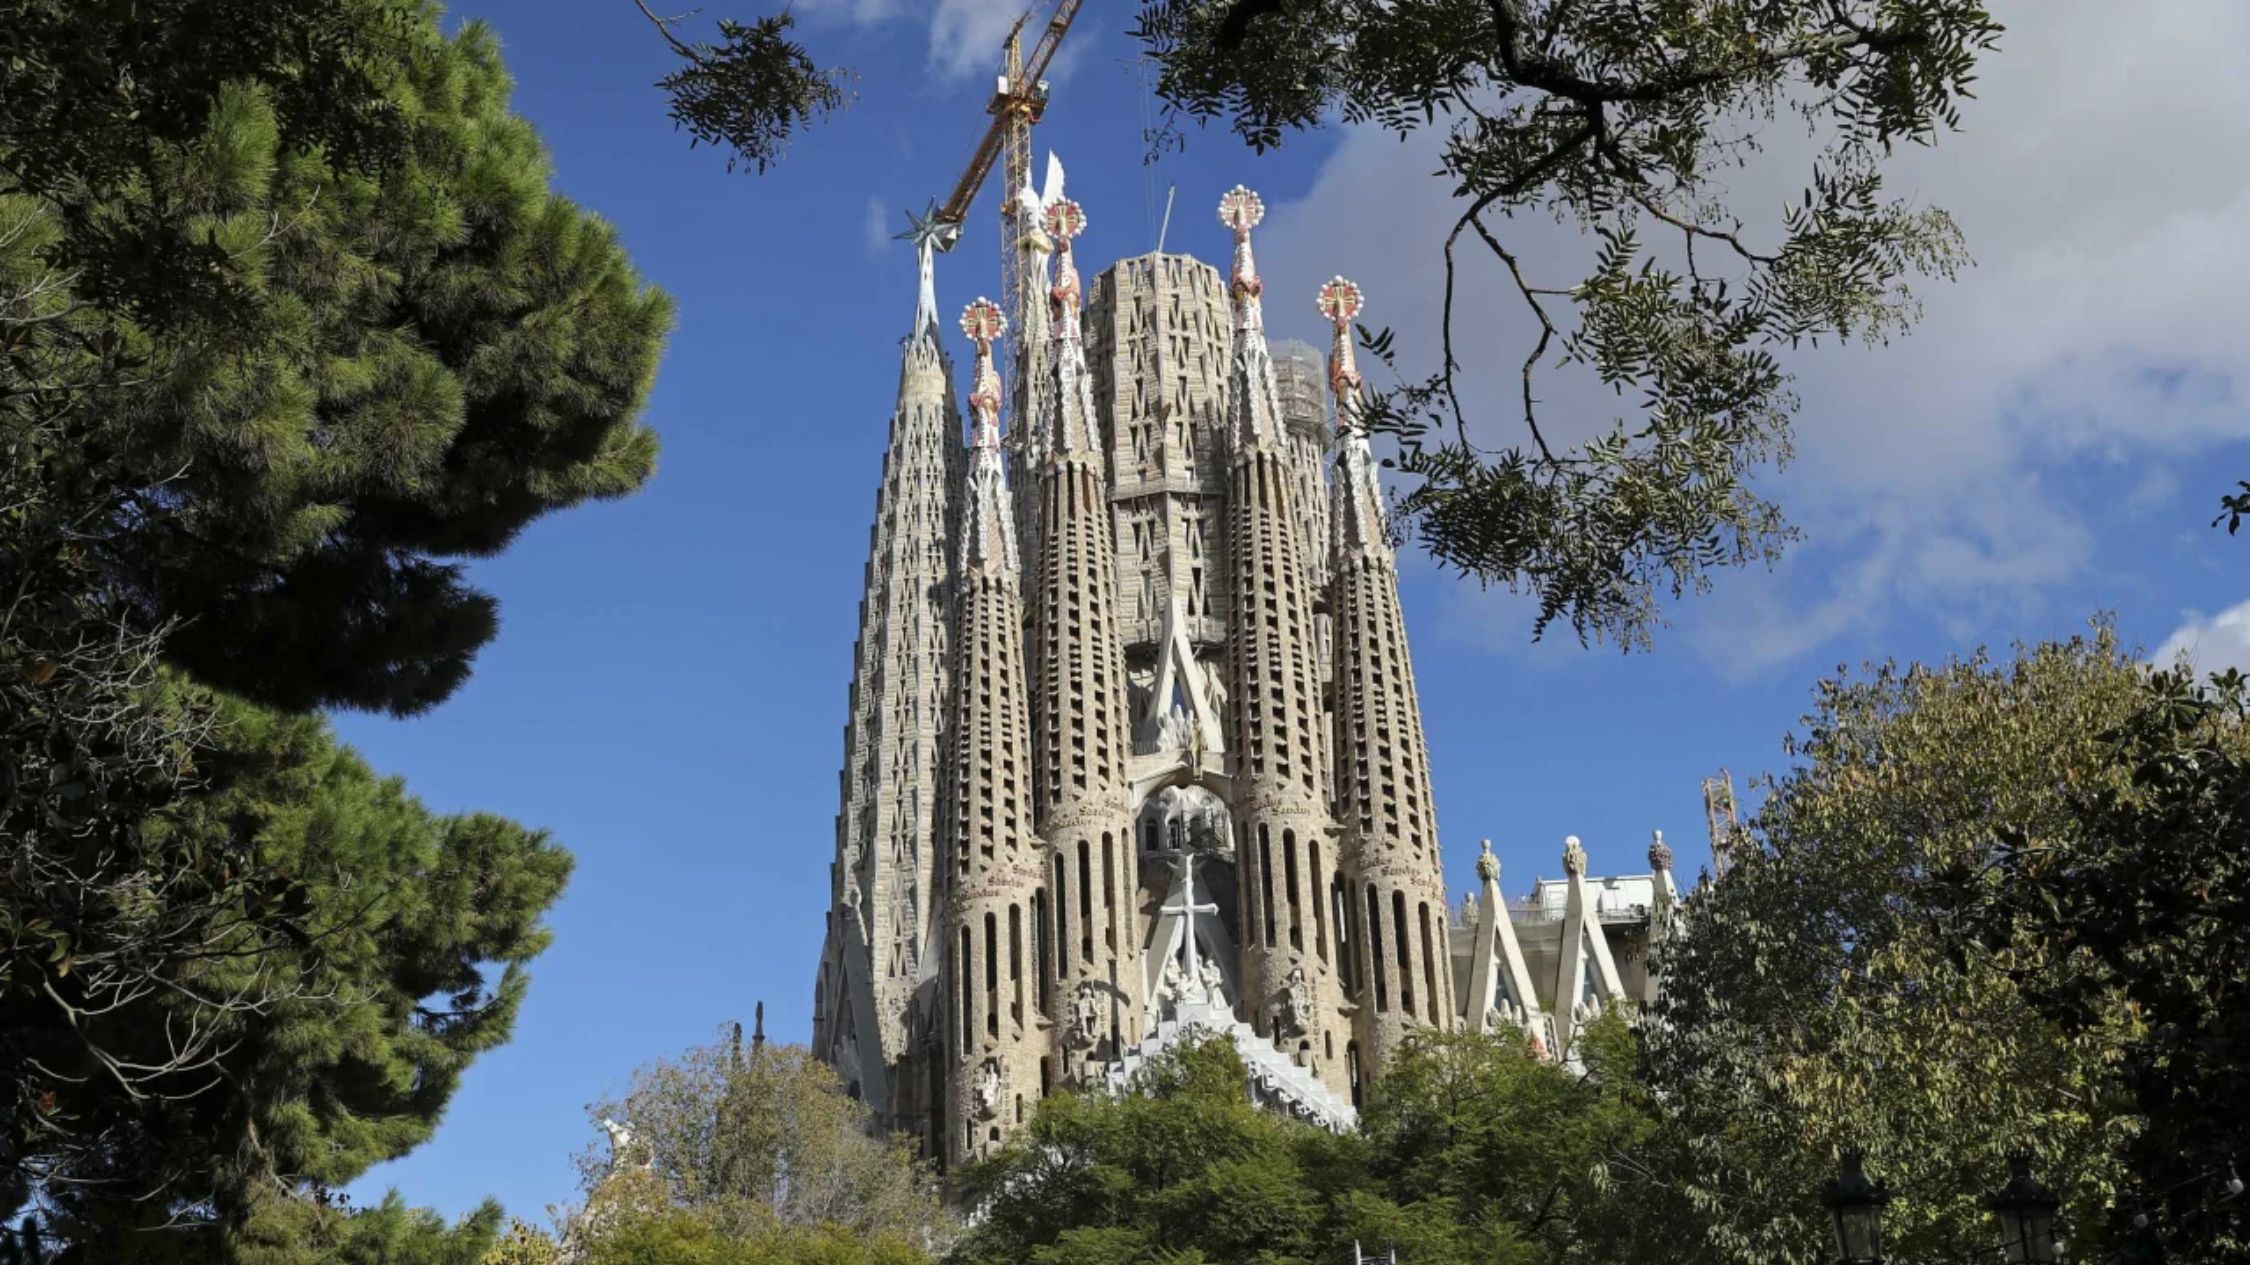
[1163, 849, 1222, 1002]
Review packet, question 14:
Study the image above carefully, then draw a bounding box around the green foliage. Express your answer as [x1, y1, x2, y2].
[5, 686, 571, 1246]
[224, 1192, 507, 1265]
[1644, 627, 2148, 1265]
[632, 6, 852, 175]
[954, 1028, 1653, 1265]
[1134, 0, 1995, 649]
[580, 1210, 928, 1265]
[572, 1036, 945, 1252]
[1, 0, 671, 716]
[1979, 666, 2250, 1261]
[479, 1219, 562, 1265]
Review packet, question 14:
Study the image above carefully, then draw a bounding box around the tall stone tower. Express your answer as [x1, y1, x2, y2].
[1319, 276, 1453, 1075]
[812, 243, 961, 1121]
[813, 178, 1678, 1165]
[942, 297, 1045, 1163]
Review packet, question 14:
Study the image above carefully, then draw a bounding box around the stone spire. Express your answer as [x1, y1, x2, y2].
[1553, 835, 1627, 1057]
[812, 246, 964, 1126]
[1220, 187, 1287, 450]
[1217, 186, 1352, 1099]
[1030, 198, 1142, 1074]
[1009, 154, 1067, 581]
[960, 298, 1018, 574]
[944, 298, 1042, 1165]
[1323, 278, 1386, 554]
[1322, 277, 1454, 1074]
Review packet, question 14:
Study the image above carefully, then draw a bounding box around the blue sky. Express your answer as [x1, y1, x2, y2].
[338, 0, 2250, 1226]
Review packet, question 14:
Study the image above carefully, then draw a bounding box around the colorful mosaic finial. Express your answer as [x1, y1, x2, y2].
[1046, 198, 1087, 330]
[1317, 276, 1365, 414]
[1218, 186, 1267, 332]
[961, 297, 1007, 450]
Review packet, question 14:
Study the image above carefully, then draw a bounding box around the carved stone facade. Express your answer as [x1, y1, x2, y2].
[813, 181, 1681, 1168]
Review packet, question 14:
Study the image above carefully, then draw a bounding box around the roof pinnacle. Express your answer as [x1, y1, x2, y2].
[1219, 185, 1267, 334]
[1043, 198, 1100, 459]
[1046, 198, 1086, 337]
[1317, 276, 1365, 415]
[961, 297, 1007, 452]
[1324, 275, 1387, 549]
[959, 296, 1019, 574]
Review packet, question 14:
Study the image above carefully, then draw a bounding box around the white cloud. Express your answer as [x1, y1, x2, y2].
[1245, 0, 2250, 672]
[796, 0, 1083, 84]
[863, 196, 892, 258]
[2155, 599, 2250, 676]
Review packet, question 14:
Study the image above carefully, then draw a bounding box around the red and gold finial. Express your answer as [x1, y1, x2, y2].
[1318, 276, 1365, 410]
[961, 297, 1007, 448]
[1218, 186, 1267, 330]
[1218, 185, 1265, 236]
[960, 296, 1007, 350]
[1044, 198, 1086, 245]
[1046, 198, 1087, 320]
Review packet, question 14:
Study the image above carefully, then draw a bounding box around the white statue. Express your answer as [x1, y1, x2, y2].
[1065, 981, 1104, 1051]
[1158, 955, 1185, 1008]
[600, 1117, 648, 1172]
[1264, 965, 1313, 1039]
[1157, 706, 1191, 753]
[972, 1058, 1005, 1121]
[1197, 955, 1224, 1004]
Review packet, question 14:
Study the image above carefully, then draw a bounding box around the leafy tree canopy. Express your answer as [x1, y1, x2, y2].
[1135, 0, 1997, 649]
[1644, 626, 2153, 1265]
[4, 686, 571, 1251]
[956, 1023, 1653, 1265]
[570, 1034, 945, 1253]
[1, 0, 671, 716]
[629, 3, 852, 175]
[1978, 665, 2250, 1262]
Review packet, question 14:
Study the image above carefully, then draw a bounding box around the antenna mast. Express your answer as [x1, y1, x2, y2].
[1155, 182, 1177, 253]
[1702, 769, 1741, 878]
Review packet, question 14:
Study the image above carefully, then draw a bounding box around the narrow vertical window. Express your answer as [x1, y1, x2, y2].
[1078, 839, 1094, 965]
[1033, 889, 1051, 1012]
[958, 927, 973, 1046]
[1053, 856, 1069, 978]
[1102, 833, 1118, 952]
[1393, 891, 1415, 1018]
[1366, 886, 1388, 1013]
[984, 912, 1000, 1038]
[1260, 826, 1277, 948]
[1283, 830, 1303, 950]
[1311, 841, 1329, 963]
[1420, 902, 1441, 1025]
[1010, 904, 1025, 1027]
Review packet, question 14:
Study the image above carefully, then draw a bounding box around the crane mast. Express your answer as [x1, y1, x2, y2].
[925, 0, 1084, 342]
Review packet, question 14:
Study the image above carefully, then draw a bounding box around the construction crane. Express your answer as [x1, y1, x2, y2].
[910, 0, 1084, 339]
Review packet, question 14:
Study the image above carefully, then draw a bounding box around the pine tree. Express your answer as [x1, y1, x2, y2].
[6, 686, 571, 1250]
[1, 0, 672, 716]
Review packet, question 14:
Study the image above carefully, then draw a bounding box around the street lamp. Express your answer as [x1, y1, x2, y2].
[1822, 1152, 1892, 1265]
[1990, 1156, 2063, 1265]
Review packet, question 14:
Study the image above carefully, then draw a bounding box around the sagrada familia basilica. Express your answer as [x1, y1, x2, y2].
[811, 163, 1688, 1167]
